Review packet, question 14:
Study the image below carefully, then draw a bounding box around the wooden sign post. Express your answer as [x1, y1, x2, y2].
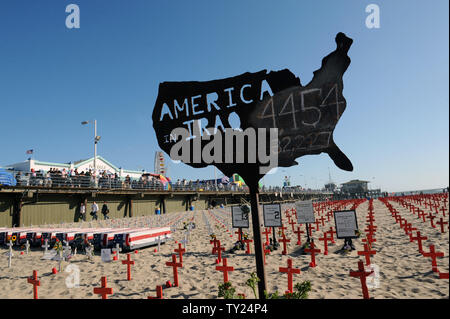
[249, 185, 267, 298]
[263, 204, 282, 250]
[152, 33, 355, 298]
[334, 210, 359, 249]
[296, 200, 315, 244]
[231, 205, 250, 243]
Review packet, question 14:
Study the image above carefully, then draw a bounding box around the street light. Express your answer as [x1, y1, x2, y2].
[81, 120, 101, 178]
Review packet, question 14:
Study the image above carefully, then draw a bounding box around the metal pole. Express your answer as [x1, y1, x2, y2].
[94, 119, 97, 177]
[249, 184, 267, 299]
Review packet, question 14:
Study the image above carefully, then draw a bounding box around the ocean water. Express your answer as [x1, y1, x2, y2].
[391, 188, 448, 196]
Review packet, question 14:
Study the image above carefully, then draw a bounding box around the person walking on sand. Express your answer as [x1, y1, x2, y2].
[91, 201, 99, 221]
[80, 202, 86, 221]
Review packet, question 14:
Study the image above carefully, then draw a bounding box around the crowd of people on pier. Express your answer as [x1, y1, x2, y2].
[9, 168, 311, 194]
[13, 168, 165, 190]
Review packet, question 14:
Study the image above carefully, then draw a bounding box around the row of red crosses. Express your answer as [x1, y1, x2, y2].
[351, 198, 378, 299]
[389, 193, 448, 233]
[92, 233, 188, 299]
[276, 199, 365, 294]
[208, 209, 232, 237]
[276, 198, 367, 295]
[380, 198, 449, 280]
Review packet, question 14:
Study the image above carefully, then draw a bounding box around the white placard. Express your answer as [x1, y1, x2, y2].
[334, 210, 359, 239]
[101, 249, 112, 262]
[296, 200, 315, 224]
[263, 204, 282, 227]
[232, 206, 249, 228]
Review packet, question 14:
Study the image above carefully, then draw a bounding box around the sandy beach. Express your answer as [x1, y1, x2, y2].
[0, 198, 448, 299]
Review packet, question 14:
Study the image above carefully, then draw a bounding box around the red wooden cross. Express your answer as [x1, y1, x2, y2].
[349, 260, 374, 299]
[439, 272, 449, 279]
[262, 228, 271, 246]
[362, 232, 376, 245]
[304, 241, 321, 267]
[212, 240, 225, 263]
[293, 226, 304, 246]
[174, 243, 186, 263]
[427, 213, 436, 228]
[279, 235, 290, 255]
[27, 270, 40, 300]
[286, 215, 292, 225]
[357, 243, 376, 266]
[318, 232, 331, 255]
[289, 219, 296, 232]
[210, 237, 219, 254]
[243, 238, 253, 254]
[436, 218, 448, 233]
[422, 245, 444, 272]
[216, 257, 234, 283]
[328, 227, 337, 243]
[166, 254, 183, 286]
[404, 223, 417, 236]
[326, 211, 333, 222]
[235, 228, 243, 241]
[417, 210, 426, 222]
[439, 206, 447, 217]
[93, 276, 113, 299]
[319, 216, 326, 227]
[147, 285, 163, 299]
[314, 220, 321, 232]
[279, 225, 287, 237]
[279, 258, 301, 293]
[121, 253, 135, 281]
[399, 218, 407, 229]
[433, 204, 440, 214]
[410, 231, 427, 253]
[364, 224, 377, 235]
[263, 247, 271, 265]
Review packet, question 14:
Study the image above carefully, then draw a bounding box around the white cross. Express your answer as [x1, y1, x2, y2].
[25, 240, 30, 255]
[85, 244, 93, 260]
[6, 240, 13, 268]
[63, 241, 71, 261]
[58, 250, 63, 272]
[42, 239, 49, 254]
[181, 232, 188, 251]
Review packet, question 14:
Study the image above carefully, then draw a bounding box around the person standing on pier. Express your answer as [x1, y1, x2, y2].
[101, 202, 110, 220]
[91, 201, 99, 221]
[80, 203, 86, 221]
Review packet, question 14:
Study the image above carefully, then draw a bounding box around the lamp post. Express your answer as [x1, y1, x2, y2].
[81, 120, 100, 182]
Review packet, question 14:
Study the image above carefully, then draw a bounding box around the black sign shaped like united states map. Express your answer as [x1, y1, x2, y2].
[152, 32, 354, 186]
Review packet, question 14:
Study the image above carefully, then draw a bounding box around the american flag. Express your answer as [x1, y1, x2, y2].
[26, 149, 33, 154]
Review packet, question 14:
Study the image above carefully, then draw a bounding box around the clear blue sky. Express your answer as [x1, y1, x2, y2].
[0, 0, 448, 192]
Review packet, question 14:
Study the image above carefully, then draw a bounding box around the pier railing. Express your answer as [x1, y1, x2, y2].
[8, 171, 328, 194]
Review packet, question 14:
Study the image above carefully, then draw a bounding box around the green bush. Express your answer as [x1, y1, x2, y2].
[264, 281, 311, 299]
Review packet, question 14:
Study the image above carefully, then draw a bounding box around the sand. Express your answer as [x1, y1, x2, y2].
[0, 198, 448, 299]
